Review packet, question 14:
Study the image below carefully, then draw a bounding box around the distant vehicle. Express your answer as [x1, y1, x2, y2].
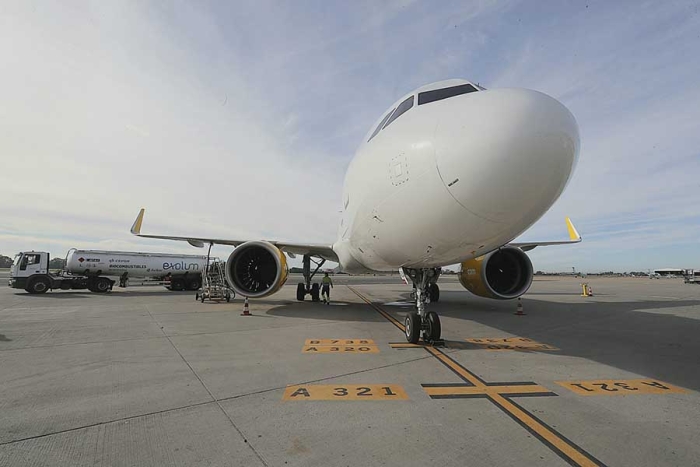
[683, 269, 700, 284]
[9, 249, 209, 294]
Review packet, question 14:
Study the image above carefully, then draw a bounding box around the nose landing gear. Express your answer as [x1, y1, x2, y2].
[402, 267, 442, 344]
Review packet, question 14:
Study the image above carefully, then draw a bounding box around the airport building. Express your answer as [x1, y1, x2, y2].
[654, 268, 685, 276]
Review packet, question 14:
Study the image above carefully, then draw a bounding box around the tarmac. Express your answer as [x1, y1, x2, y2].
[1, 274, 699, 466]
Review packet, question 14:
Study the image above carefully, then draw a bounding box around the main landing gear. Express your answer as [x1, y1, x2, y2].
[296, 254, 325, 302]
[402, 268, 441, 344]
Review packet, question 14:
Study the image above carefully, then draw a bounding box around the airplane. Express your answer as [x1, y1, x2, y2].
[130, 78, 581, 344]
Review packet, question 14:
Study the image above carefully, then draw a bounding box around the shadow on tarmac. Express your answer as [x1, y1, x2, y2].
[262, 289, 700, 391]
[265, 301, 388, 322]
[429, 290, 700, 392]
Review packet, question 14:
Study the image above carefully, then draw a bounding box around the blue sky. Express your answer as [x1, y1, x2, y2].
[1, 0, 699, 272]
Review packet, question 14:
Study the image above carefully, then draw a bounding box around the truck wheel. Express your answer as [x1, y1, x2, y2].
[296, 283, 306, 301]
[93, 278, 112, 293]
[187, 278, 201, 291]
[170, 278, 185, 291]
[28, 277, 50, 294]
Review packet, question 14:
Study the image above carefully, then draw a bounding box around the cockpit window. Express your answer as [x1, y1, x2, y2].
[418, 84, 478, 106]
[382, 95, 414, 129]
[368, 107, 395, 142]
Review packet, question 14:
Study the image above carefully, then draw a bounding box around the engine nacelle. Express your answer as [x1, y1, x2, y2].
[225, 241, 288, 298]
[458, 246, 533, 300]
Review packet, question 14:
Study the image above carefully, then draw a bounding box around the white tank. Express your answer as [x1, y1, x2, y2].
[65, 249, 208, 278]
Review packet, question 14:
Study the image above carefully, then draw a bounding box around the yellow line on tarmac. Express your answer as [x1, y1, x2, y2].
[423, 384, 551, 397]
[422, 345, 485, 386]
[489, 394, 600, 467]
[346, 285, 605, 467]
[348, 286, 406, 331]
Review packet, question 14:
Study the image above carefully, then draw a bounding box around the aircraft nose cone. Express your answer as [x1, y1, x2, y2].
[434, 88, 580, 224]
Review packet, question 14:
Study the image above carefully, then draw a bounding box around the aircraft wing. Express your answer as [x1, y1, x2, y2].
[130, 209, 339, 262]
[508, 217, 581, 252]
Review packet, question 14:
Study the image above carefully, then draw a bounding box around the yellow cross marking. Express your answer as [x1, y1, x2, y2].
[423, 383, 552, 397]
[347, 286, 606, 467]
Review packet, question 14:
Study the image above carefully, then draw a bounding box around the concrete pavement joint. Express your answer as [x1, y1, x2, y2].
[143, 304, 269, 467]
[0, 313, 349, 352]
[0, 348, 436, 447]
[0, 400, 216, 447]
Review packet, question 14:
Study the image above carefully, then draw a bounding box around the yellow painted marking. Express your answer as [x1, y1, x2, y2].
[423, 346, 483, 386]
[465, 337, 558, 351]
[423, 384, 551, 397]
[390, 341, 474, 350]
[130, 208, 145, 234]
[283, 384, 408, 401]
[389, 343, 424, 348]
[347, 287, 406, 331]
[557, 379, 687, 396]
[346, 285, 604, 467]
[566, 216, 581, 240]
[489, 394, 598, 467]
[304, 339, 375, 346]
[302, 345, 379, 353]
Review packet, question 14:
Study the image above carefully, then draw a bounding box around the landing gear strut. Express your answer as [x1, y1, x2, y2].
[296, 254, 325, 302]
[402, 267, 442, 344]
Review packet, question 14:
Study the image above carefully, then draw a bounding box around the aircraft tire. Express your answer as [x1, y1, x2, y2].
[310, 283, 320, 302]
[405, 312, 420, 344]
[429, 283, 440, 302]
[425, 312, 441, 341]
[296, 283, 306, 301]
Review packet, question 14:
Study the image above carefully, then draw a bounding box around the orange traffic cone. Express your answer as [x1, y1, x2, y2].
[241, 297, 251, 316]
[514, 298, 525, 316]
[587, 285, 593, 297]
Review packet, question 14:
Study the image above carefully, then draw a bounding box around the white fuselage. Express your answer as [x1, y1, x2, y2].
[332, 79, 580, 273]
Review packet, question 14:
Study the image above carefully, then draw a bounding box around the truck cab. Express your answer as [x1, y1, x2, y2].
[9, 251, 114, 294]
[9, 251, 50, 292]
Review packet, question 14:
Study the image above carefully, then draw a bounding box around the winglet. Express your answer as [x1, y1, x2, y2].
[565, 217, 581, 241]
[130, 208, 145, 235]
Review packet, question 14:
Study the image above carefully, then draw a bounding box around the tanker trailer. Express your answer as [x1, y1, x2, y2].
[9, 249, 208, 294]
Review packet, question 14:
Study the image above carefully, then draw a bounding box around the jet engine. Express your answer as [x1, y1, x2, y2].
[458, 246, 533, 299]
[225, 241, 288, 298]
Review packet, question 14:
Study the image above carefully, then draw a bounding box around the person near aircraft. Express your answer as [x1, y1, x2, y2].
[321, 272, 333, 304]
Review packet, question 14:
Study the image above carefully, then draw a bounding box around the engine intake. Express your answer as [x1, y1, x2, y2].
[458, 247, 533, 299]
[225, 241, 288, 298]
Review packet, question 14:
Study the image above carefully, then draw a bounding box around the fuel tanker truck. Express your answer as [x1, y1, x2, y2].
[9, 249, 208, 294]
